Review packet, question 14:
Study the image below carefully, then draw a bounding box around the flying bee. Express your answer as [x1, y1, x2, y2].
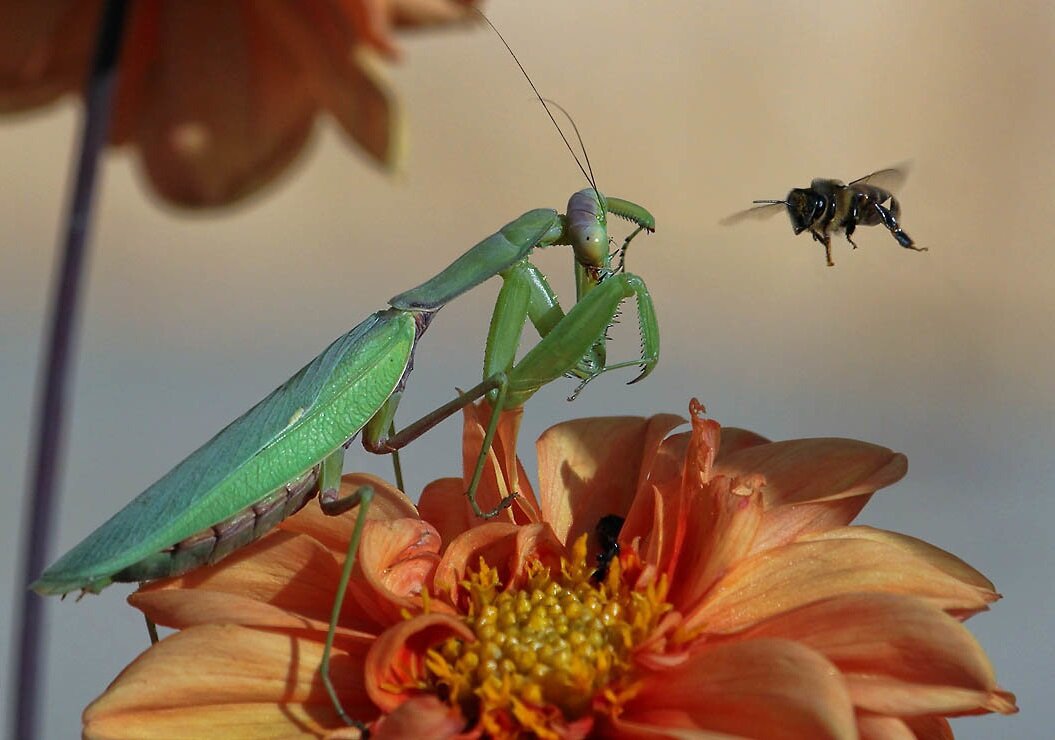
[721, 167, 927, 266]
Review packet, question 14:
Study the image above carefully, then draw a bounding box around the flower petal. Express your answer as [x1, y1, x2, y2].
[718, 437, 907, 506]
[681, 535, 995, 637]
[537, 413, 683, 546]
[431, 522, 564, 602]
[736, 593, 1017, 716]
[256, 0, 401, 169]
[126, 1, 319, 206]
[364, 613, 474, 712]
[667, 475, 763, 613]
[84, 624, 373, 738]
[280, 474, 419, 557]
[714, 437, 907, 551]
[804, 526, 996, 595]
[369, 695, 466, 739]
[417, 476, 475, 547]
[350, 516, 442, 627]
[0, 1, 95, 111]
[856, 715, 920, 740]
[717, 426, 771, 456]
[419, 404, 541, 540]
[615, 639, 856, 739]
[132, 588, 371, 645]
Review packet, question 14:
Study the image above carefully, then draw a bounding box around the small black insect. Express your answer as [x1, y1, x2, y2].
[722, 167, 927, 266]
[591, 514, 625, 583]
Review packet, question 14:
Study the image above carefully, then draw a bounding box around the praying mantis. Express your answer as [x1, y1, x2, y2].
[33, 189, 657, 597]
[32, 17, 660, 727]
[33, 184, 658, 725]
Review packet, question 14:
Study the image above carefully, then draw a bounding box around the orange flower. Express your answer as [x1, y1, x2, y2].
[84, 400, 1016, 738]
[0, 0, 478, 206]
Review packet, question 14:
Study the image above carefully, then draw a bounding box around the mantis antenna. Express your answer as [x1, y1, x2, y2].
[472, 10, 599, 193]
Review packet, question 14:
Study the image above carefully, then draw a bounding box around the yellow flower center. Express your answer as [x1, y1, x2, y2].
[424, 534, 671, 737]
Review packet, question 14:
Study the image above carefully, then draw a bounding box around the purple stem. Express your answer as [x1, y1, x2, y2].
[10, 2, 130, 738]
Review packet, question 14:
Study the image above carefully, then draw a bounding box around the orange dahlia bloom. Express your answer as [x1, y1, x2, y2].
[0, 0, 478, 206]
[84, 400, 1016, 738]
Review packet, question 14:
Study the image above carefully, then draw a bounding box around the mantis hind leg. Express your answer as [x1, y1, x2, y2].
[318, 484, 374, 731]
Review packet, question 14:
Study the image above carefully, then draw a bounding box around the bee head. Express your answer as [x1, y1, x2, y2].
[785, 188, 825, 235]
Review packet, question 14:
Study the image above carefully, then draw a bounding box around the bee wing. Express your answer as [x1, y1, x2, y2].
[849, 164, 910, 192]
[719, 202, 785, 226]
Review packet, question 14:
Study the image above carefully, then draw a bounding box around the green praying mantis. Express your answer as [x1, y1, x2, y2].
[32, 22, 660, 729]
[34, 189, 657, 726]
[33, 190, 657, 598]
[33, 176, 657, 731]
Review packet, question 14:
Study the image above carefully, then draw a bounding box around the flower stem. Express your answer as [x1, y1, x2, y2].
[10, 3, 130, 738]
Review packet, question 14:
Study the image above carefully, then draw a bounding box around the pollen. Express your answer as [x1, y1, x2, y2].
[424, 534, 671, 736]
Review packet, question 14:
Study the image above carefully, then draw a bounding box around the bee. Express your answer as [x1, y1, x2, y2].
[721, 167, 927, 266]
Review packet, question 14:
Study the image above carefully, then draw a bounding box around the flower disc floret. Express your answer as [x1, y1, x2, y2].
[424, 535, 670, 736]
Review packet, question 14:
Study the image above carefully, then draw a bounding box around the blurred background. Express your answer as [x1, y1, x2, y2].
[2, 1, 1052, 737]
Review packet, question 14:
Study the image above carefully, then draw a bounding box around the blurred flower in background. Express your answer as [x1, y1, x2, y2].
[81, 401, 1016, 738]
[0, 0, 479, 207]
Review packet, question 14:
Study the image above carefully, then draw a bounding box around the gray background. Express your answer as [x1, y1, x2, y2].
[2, 2, 1050, 737]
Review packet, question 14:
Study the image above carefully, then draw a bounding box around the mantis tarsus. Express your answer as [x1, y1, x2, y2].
[33, 186, 658, 727]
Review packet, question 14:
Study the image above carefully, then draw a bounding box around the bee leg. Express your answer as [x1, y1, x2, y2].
[875, 201, 927, 252]
[845, 221, 859, 249]
[810, 229, 835, 267]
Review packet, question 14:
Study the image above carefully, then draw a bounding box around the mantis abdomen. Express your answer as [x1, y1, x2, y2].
[110, 466, 321, 583]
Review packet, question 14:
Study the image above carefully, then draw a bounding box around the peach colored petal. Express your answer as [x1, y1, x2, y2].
[136, 521, 413, 633]
[369, 695, 466, 739]
[681, 537, 995, 637]
[419, 404, 541, 540]
[717, 437, 908, 506]
[716, 426, 771, 456]
[537, 413, 683, 546]
[857, 715, 956, 740]
[417, 476, 476, 546]
[137, 531, 343, 623]
[431, 522, 564, 602]
[753, 496, 874, 554]
[856, 715, 919, 740]
[804, 526, 996, 594]
[349, 516, 442, 628]
[735, 593, 1017, 716]
[256, 0, 400, 170]
[903, 716, 955, 740]
[0, 1, 95, 111]
[124, 2, 320, 206]
[616, 639, 857, 739]
[458, 402, 541, 523]
[131, 588, 372, 646]
[625, 407, 754, 590]
[712, 437, 907, 552]
[621, 481, 681, 589]
[280, 474, 419, 556]
[342, 0, 401, 60]
[87, 703, 333, 739]
[667, 475, 763, 613]
[391, 0, 478, 29]
[84, 624, 374, 737]
[364, 613, 474, 712]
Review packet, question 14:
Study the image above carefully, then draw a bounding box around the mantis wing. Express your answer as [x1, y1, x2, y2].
[34, 310, 416, 595]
